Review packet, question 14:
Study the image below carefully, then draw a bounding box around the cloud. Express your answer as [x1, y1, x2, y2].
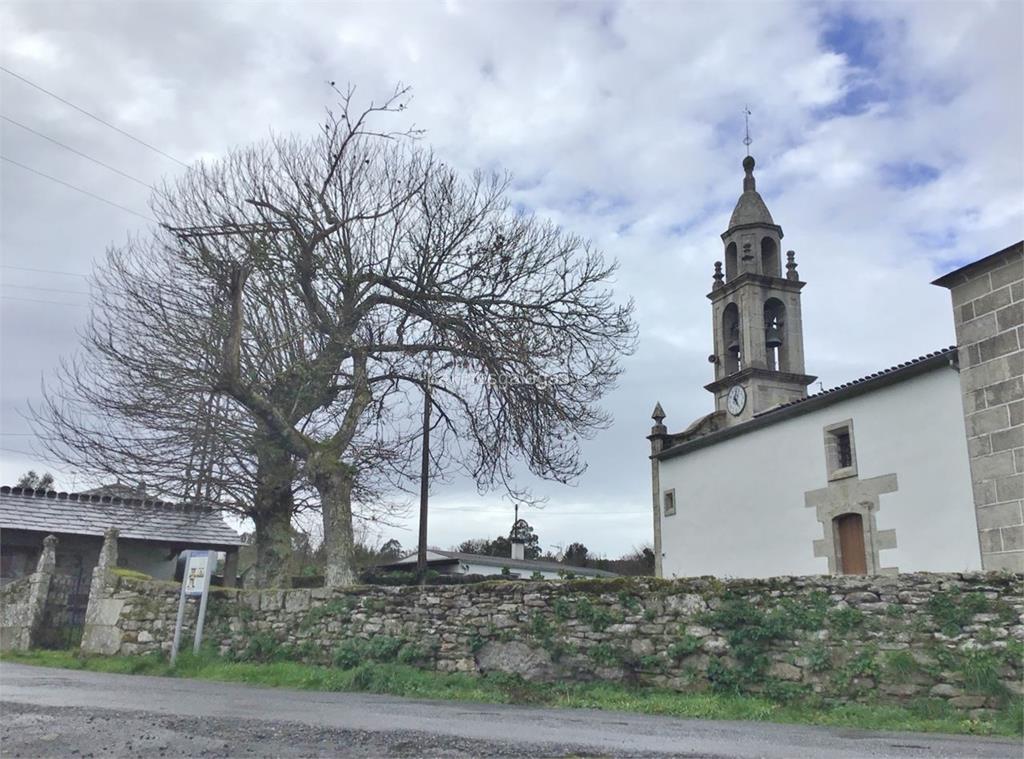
[1, 0, 1020, 557]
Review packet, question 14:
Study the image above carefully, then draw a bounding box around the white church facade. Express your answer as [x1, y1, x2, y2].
[649, 156, 1023, 579]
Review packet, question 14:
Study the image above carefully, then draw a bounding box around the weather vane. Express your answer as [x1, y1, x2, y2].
[743, 105, 752, 156]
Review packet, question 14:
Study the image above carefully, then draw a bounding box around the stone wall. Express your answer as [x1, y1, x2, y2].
[0, 535, 57, 651]
[83, 572, 1023, 716]
[36, 574, 83, 649]
[935, 241, 1024, 572]
[0, 575, 39, 651]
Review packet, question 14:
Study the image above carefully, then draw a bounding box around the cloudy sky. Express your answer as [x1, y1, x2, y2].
[1, 0, 1021, 558]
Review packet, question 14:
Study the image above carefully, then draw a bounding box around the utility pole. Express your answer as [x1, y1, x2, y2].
[416, 376, 431, 586]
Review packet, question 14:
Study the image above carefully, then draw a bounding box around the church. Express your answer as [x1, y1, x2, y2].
[648, 155, 1023, 579]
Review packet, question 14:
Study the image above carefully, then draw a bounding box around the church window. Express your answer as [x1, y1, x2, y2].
[725, 242, 738, 280]
[824, 420, 858, 480]
[763, 299, 786, 371]
[836, 432, 853, 468]
[722, 303, 741, 374]
[760, 237, 779, 277]
[663, 489, 676, 517]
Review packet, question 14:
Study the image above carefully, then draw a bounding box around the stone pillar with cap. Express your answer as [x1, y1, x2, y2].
[20, 535, 58, 650]
[80, 527, 124, 655]
[648, 403, 668, 578]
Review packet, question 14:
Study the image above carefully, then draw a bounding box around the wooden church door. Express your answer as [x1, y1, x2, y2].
[834, 513, 867, 575]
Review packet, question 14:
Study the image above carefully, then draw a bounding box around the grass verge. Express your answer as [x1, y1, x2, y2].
[3, 649, 1021, 738]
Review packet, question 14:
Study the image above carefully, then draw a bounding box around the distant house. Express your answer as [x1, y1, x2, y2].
[378, 549, 618, 580]
[0, 486, 243, 586]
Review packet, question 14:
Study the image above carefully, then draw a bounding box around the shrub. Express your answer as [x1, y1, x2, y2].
[366, 636, 405, 662]
[236, 632, 283, 663]
[637, 654, 665, 672]
[804, 642, 832, 673]
[926, 590, 989, 637]
[960, 649, 1007, 699]
[588, 643, 625, 667]
[827, 606, 865, 634]
[883, 650, 920, 683]
[667, 634, 701, 661]
[332, 642, 364, 669]
[576, 597, 616, 632]
[706, 658, 743, 694]
[552, 598, 572, 621]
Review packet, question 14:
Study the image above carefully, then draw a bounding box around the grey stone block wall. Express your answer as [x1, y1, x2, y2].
[937, 243, 1023, 572]
[0, 535, 57, 651]
[90, 572, 1023, 715]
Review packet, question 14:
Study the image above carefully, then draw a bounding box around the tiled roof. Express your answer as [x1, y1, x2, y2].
[760, 346, 958, 416]
[0, 486, 242, 547]
[383, 549, 618, 577]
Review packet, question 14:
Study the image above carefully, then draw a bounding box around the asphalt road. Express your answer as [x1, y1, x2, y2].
[0, 663, 1020, 758]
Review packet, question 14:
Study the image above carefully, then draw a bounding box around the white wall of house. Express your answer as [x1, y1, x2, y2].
[658, 366, 981, 578]
[453, 561, 566, 579]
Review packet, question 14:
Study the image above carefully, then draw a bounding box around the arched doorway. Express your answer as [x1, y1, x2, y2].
[833, 513, 867, 575]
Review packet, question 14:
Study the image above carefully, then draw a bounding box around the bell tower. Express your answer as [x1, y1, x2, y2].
[706, 155, 815, 425]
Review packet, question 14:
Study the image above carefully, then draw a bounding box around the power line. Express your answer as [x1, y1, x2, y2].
[0, 65, 188, 168]
[1, 295, 89, 307]
[0, 265, 89, 279]
[2, 114, 156, 190]
[2, 155, 156, 222]
[2, 283, 90, 296]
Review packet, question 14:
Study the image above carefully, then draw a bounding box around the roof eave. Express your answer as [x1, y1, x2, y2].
[657, 348, 957, 462]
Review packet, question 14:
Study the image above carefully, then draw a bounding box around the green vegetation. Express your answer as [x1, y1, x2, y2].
[4, 649, 1020, 738]
[574, 597, 618, 632]
[803, 642, 832, 673]
[925, 589, 990, 637]
[110, 567, 154, 581]
[698, 595, 832, 693]
[826, 606, 865, 634]
[959, 649, 1008, 698]
[300, 598, 355, 629]
[667, 633, 701, 662]
[883, 650, 921, 683]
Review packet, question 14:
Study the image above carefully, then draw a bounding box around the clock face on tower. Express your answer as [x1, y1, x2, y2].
[726, 385, 747, 416]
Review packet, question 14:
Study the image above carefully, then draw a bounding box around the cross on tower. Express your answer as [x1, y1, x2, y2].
[743, 106, 752, 157]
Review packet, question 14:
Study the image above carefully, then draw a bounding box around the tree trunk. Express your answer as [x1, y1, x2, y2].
[249, 446, 296, 588]
[251, 506, 294, 588]
[310, 453, 357, 588]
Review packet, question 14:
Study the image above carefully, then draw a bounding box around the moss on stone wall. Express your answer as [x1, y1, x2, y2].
[84, 571, 1024, 717]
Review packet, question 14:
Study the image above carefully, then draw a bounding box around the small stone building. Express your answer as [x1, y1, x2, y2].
[647, 156, 1022, 578]
[0, 486, 243, 586]
[933, 242, 1024, 571]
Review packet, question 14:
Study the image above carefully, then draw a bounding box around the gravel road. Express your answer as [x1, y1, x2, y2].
[1, 662, 1019, 758]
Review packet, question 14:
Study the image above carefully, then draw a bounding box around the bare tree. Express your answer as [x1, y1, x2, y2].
[155, 86, 637, 586]
[32, 214, 404, 587]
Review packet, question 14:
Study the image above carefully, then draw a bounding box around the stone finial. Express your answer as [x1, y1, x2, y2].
[36, 535, 57, 575]
[742, 155, 756, 192]
[651, 402, 667, 436]
[98, 527, 119, 571]
[651, 402, 665, 423]
[712, 261, 724, 289]
[786, 250, 799, 281]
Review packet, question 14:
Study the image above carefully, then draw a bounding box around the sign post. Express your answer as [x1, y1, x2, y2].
[170, 550, 215, 665]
